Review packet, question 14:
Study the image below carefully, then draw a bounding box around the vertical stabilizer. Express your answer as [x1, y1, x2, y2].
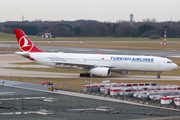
[14, 29, 43, 52]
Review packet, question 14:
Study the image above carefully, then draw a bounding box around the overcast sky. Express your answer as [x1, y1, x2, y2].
[0, 0, 180, 22]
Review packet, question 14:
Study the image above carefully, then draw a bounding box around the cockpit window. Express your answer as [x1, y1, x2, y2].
[167, 61, 173, 63]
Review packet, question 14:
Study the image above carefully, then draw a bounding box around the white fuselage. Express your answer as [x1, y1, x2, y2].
[27, 52, 177, 72]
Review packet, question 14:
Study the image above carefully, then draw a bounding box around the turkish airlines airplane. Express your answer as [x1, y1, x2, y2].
[14, 29, 177, 79]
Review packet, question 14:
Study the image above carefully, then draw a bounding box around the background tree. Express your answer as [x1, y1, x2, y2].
[0, 19, 180, 38]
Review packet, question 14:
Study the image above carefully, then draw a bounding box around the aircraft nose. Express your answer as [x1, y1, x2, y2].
[173, 63, 178, 69]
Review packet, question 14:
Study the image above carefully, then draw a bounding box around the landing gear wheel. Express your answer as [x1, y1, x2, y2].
[80, 73, 85, 77]
[157, 75, 160, 79]
[80, 73, 90, 77]
[85, 73, 90, 77]
[157, 72, 161, 79]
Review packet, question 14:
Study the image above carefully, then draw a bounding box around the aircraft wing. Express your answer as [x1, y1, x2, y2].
[38, 60, 116, 68]
[15, 51, 116, 68]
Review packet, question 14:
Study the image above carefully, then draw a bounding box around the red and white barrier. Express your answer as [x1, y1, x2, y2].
[161, 95, 180, 104]
[164, 29, 167, 45]
[90, 84, 100, 92]
[100, 84, 105, 93]
[82, 85, 92, 92]
[161, 29, 167, 45]
[110, 87, 120, 96]
[110, 83, 119, 88]
[104, 88, 110, 95]
[174, 98, 180, 106]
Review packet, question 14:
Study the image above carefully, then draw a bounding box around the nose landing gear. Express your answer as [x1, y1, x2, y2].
[157, 72, 161, 79]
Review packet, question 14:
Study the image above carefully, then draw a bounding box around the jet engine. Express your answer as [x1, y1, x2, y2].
[89, 67, 111, 77]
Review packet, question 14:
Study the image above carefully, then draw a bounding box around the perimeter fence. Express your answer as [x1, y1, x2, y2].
[0, 76, 84, 92]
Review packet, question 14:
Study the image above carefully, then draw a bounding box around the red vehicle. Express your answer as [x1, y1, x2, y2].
[41, 82, 53, 91]
[41, 82, 51, 85]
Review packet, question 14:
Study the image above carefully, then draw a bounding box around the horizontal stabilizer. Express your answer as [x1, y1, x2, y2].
[15, 52, 29, 58]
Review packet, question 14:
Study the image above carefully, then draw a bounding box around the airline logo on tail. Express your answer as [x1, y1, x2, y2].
[14, 29, 43, 52]
[19, 36, 33, 52]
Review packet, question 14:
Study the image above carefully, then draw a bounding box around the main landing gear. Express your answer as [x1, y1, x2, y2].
[157, 72, 161, 79]
[80, 73, 90, 77]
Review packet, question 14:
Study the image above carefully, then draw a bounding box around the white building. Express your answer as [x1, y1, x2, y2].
[42, 33, 53, 38]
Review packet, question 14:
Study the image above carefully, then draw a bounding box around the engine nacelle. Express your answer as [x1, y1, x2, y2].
[89, 67, 111, 77]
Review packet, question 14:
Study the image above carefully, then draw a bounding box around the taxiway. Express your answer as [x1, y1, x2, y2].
[0, 54, 179, 80]
[1, 43, 180, 57]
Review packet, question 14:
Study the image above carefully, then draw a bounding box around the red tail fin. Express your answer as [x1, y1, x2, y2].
[14, 29, 43, 52]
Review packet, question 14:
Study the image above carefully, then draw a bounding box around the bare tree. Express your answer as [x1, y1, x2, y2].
[151, 18, 156, 23]
[142, 18, 151, 23]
